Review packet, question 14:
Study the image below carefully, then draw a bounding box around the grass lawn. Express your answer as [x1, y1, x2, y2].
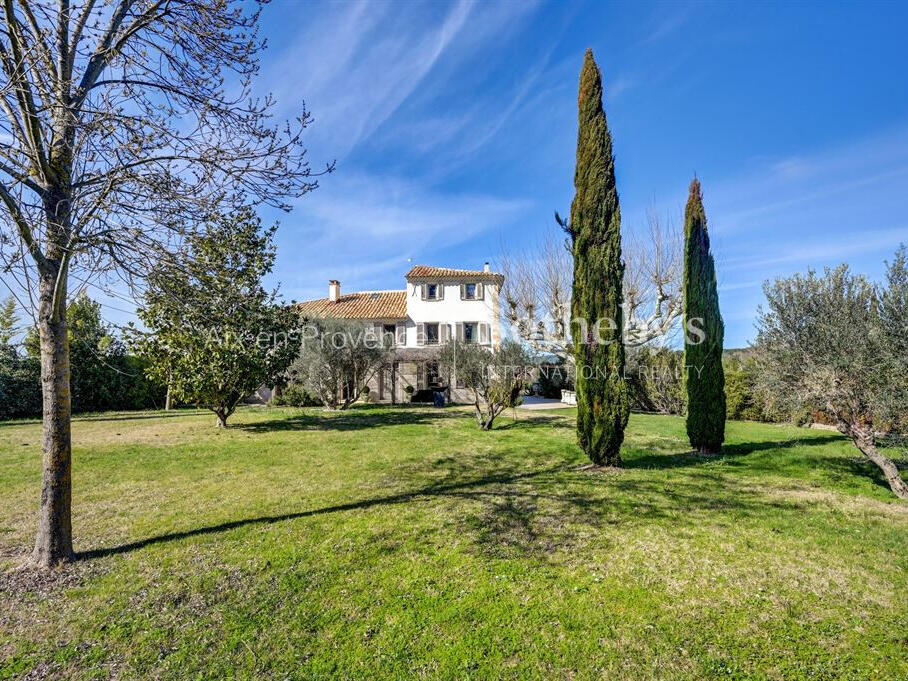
[1, 405, 906, 679]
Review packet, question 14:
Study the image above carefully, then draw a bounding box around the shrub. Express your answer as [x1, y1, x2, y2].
[0, 347, 41, 419]
[272, 383, 321, 407]
[625, 347, 683, 415]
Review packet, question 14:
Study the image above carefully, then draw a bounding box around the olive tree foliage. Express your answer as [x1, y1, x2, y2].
[439, 340, 532, 430]
[288, 319, 391, 411]
[755, 252, 908, 499]
[499, 210, 682, 358]
[0, 0, 326, 565]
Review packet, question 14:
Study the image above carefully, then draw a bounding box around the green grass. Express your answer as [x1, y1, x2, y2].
[1, 405, 906, 680]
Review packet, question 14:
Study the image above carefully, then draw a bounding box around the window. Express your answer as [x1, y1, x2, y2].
[426, 284, 438, 300]
[463, 322, 476, 343]
[383, 323, 396, 347]
[426, 361, 442, 388]
[425, 322, 439, 345]
[460, 282, 483, 300]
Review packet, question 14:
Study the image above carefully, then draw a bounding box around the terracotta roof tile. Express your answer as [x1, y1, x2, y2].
[297, 290, 406, 320]
[405, 264, 504, 283]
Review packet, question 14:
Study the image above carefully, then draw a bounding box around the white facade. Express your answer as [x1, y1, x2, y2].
[401, 277, 500, 348]
[298, 264, 504, 404]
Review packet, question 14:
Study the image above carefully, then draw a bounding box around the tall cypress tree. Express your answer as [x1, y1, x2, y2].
[567, 49, 628, 466]
[682, 178, 726, 453]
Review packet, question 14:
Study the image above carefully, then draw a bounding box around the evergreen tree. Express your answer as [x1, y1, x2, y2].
[682, 178, 726, 453]
[132, 207, 300, 428]
[566, 49, 629, 465]
[0, 297, 19, 345]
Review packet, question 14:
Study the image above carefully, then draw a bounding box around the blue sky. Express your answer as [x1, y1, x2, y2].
[15, 1, 900, 348]
[251, 0, 908, 348]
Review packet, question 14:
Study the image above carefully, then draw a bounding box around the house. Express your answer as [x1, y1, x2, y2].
[297, 264, 504, 403]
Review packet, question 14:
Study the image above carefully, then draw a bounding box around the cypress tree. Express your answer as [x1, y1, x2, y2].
[567, 49, 629, 466]
[682, 178, 726, 453]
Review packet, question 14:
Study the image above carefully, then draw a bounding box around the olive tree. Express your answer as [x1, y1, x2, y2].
[756, 253, 908, 498]
[439, 340, 531, 430]
[0, 0, 326, 565]
[289, 319, 390, 411]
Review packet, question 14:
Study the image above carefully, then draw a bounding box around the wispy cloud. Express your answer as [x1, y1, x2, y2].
[277, 172, 531, 300]
[640, 4, 695, 45]
[264, 0, 540, 162]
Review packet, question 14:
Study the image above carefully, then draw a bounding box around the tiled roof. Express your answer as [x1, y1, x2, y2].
[405, 265, 504, 283]
[297, 290, 406, 320]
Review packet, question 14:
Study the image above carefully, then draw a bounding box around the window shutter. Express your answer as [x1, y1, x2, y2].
[416, 362, 424, 390]
[460, 284, 466, 300]
[373, 322, 382, 345]
[441, 324, 451, 343]
[396, 322, 406, 346]
[417, 323, 425, 346]
[476, 283, 484, 300]
[480, 323, 490, 344]
[456, 322, 464, 342]
[420, 284, 427, 301]
[436, 283, 444, 300]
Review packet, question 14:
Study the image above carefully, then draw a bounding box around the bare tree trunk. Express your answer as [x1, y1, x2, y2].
[31, 269, 74, 567]
[216, 410, 229, 428]
[851, 428, 908, 499]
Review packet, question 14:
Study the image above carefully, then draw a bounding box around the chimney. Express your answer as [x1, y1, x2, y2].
[483, 262, 490, 273]
[328, 279, 340, 302]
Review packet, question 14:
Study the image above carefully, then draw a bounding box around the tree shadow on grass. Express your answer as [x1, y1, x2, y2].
[77, 465, 567, 560]
[623, 434, 845, 470]
[493, 415, 570, 431]
[237, 405, 468, 433]
[78, 455, 790, 563]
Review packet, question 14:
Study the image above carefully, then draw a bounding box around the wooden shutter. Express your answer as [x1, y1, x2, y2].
[416, 362, 424, 390]
[440, 324, 450, 343]
[417, 323, 425, 346]
[480, 323, 490, 344]
[459, 284, 466, 300]
[455, 323, 464, 341]
[476, 283, 484, 300]
[396, 322, 406, 346]
[436, 283, 444, 300]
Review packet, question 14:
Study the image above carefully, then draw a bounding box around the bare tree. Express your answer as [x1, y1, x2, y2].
[499, 210, 682, 357]
[0, 0, 328, 566]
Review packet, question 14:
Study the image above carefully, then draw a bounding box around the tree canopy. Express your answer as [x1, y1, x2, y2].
[756, 251, 908, 498]
[133, 208, 300, 428]
[288, 319, 390, 411]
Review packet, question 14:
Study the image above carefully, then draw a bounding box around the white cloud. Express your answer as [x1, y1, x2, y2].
[263, 0, 540, 162]
[276, 171, 531, 298]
